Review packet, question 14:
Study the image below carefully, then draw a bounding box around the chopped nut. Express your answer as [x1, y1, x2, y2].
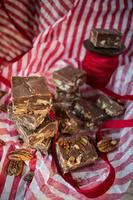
[76, 154, 82, 164]
[73, 144, 80, 150]
[97, 138, 118, 153]
[67, 156, 76, 167]
[68, 156, 76, 163]
[80, 137, 88, 146]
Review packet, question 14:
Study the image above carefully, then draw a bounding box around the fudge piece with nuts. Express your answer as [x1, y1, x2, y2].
[53, 66, 86, 93]
[90, 28, 122, 49]
[96, 95, 124, 117]
[53, 103, 83, 134]
[56, 135, 98, 174]
[11, 76, 52, 115]
[72, 99, 107, 130]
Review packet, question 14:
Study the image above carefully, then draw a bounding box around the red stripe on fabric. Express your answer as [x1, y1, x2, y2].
[0, 18, 31, 48]
[25, 49, 33, 76]
[0, 37, 21, 57]
[58, 0, 71, 10]
[118, 0, 128, 30]
[0, 75, 11, 88]
[51, 1, 65, 17]
[41, 42, 61, 72]
[86, 153, 133, 187]
[27, 42, 52, 75]
[40, 12, 52, 26]
[19, 0, 35, 16]
[8, 172, 23, 200]
[16, 57, 23, 74]
[48, 177, 80, 196]
[26, 47, 39, 75]
[0, 34, 20, 54]
[0, 147, 3, 162]
[3, 5, 34, 38]
[43, 45, 64, 73]
[77, 0, 96, 59]
[24, 157, 37, 198]
[40, 2, 57, 22]
[110, 0, 120, 29]
[63, 0, 81, 48]
[1, 0, 33, 42]
[35, 170, 64, 200]
[25, 189, 37, 200]
[0, 145, 15, 195]
[68, 0, 87, 57]
[0, 119, 14, 125]
[5, 1, 35, 32]
[6, 0, 37, 25]
[101, 0, 112, 28]
[121, 9, 133, 66]
[108, 0, 129, 88]
[0, 128, 18, 137]
[91, 0, 105, 28]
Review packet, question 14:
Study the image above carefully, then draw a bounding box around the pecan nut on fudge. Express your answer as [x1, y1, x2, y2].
[56, 135, 98, 174]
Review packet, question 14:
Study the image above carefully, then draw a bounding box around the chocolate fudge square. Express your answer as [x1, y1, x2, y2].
[56, 135, 98, 174]
[53, 66, 86, 92]
[96, 95, 124, 117]
[11, 76, 52, 115]
[90, 28, 122, 49]
[72, 99, 107, 130]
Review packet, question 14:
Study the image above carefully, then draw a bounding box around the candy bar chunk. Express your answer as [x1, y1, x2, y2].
[11, 77, 52, 115]
[56, 135, 98, 174]
[90, 28, 122, 48]
[53, 66, 86, 92]
[73, 99, 107, 130]
[96, 95, 124, 117]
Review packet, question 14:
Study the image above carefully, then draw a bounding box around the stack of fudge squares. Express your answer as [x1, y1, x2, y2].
[8, 66, 124, 174]
[52, 65, 124, 173]
[9, 77, 57, 154]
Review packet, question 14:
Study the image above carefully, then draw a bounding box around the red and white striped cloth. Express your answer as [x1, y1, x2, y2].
[0, 0, 133, 199]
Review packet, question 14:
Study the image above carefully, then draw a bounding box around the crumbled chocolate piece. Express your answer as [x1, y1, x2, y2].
[90, 28, 122, 49]
[56, 135, 98, 174]
[96, 95, 124, 117]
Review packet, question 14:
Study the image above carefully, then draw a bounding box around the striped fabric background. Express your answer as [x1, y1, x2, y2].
[0, 0, 133, 199]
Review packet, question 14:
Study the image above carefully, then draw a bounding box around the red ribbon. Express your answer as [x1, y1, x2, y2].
[82, 50, 119, 87]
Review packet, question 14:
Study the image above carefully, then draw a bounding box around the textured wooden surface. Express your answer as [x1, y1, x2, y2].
[122, 182, 133, 200]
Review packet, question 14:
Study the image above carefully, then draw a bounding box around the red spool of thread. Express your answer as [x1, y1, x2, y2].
[82, 50, 119, 87]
